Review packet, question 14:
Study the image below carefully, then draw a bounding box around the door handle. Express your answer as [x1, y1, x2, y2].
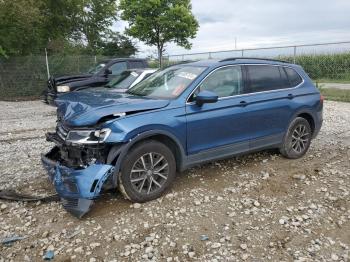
[287, 93, 294, 99]
[239, 101, 248, 107]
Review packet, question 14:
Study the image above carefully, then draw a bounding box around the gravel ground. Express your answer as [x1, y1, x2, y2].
[0, 100, 349, 262]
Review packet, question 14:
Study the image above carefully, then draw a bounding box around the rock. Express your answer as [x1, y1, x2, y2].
[253, 201, 260, 207]
[279, 219, 286, 225]
[240, 243, 248, 250]
[331, 254, 339, 261]
[0, 204, 7, 210]
[188, 251, 195, 258]
[74, 247, 84, 254]
[145, 246, 153, 254]
[211, 243, 221, 249]
[241, 253, 249, 260]
[133, 203, 142, 209]
[90, 243, 101, 249]
[292, 174, 306, 180]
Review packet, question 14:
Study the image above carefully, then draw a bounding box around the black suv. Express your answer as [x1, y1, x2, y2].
[42, 58, 149, 105]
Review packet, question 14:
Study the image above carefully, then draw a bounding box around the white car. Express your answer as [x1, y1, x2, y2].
[104, 68, 157, 92]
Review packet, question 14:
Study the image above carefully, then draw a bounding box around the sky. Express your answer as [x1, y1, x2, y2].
[115, 0, 350, 57]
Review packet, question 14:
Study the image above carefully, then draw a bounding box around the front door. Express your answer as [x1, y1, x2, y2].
[185, 66, 252, 156]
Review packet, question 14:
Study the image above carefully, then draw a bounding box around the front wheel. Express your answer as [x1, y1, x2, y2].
[280, 117, 312, 159]
[118, 140, 176, 203]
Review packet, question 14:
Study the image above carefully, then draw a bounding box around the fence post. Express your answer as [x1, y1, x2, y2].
[241, 49, 244, 57]
[293, 46, 297, 63]
[45, 48, 50, 79]
[94, 55, 97, 64]
[208, 52, 212, 59]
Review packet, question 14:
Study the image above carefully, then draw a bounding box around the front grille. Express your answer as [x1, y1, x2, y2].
[56, 122, 70, 140]
[61, 198, 78, 208]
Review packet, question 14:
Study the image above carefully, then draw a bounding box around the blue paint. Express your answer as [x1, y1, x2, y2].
[42, 58, 323, 217]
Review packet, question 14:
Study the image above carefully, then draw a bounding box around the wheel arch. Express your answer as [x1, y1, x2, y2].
[107, 130, 186, 176]
[296, 111, 316, 135]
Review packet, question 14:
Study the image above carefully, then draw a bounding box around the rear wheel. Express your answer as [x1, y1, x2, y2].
[118, 140, 176, 202]
[280, 117, 312, 159]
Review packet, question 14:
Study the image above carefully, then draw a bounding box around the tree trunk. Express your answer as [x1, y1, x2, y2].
[157, 46, 162, 68]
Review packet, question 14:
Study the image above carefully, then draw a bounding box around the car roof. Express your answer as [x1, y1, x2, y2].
[124, 68, 157, 73]
[108, 58, 147, 62]
[183, 58, 293, 68]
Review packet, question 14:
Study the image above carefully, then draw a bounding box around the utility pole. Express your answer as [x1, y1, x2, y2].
[235, 37, 237, 50]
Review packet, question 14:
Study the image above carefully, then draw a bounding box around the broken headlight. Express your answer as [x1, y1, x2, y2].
[66, 128, 111, 144]
[57, 85, 70, 93]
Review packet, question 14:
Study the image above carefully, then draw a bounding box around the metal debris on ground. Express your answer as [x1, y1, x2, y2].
[1, 236, 26, 246]
[43, 250, 54, 260]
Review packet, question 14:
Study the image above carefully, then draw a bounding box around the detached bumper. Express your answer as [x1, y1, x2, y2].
[41, 147, 114, 218]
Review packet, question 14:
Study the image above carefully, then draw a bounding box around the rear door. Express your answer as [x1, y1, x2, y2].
[243, 64, 301, 149]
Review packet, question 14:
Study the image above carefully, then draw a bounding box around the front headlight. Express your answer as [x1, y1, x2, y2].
[57, 85, 70, 93]
[66, 128, 111, 144]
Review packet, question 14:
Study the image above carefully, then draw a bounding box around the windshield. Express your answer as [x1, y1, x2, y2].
[126, 66, 206, 99]
[87, 63, 106, 74]
[106, 71, 140, 89]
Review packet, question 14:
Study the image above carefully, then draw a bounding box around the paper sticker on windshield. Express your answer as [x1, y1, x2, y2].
[177, 72, 197, 80]
[131, 72, 139, 77]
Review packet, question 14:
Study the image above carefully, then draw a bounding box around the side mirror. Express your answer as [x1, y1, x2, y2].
[195, 90, 218, 106]
[104, 68, 112, 75]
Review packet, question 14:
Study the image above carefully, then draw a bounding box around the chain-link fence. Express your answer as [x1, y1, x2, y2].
[1, 41, 350, 100]
[163, 41, 350, 82]
[0, 55, 113, 100]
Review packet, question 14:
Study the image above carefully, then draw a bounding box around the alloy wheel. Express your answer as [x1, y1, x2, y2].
[129, 152, 169, 195]
[291, 124, 310, 153]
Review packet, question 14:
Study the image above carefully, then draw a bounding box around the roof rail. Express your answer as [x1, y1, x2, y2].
[219, 57, 290, 63]
[161, 60, 195, 69]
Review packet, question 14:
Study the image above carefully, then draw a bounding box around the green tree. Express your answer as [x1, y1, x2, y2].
[119, 0, 199, 67]
[41, 0, 84, 43]
[99, 33, 138, 57]
[81, 0, 118, 53]
[0, 0, 44, 56]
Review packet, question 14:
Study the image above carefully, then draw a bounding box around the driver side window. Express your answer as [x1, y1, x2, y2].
[199, 66, 243, 98]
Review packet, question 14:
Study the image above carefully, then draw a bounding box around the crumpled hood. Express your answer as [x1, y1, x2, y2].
[56, 90, 170, 127]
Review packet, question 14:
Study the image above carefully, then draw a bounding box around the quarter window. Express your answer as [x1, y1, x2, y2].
[285, 67, 303, 87]
[199, 66, 243, 98]
[246, 65, 290, 92]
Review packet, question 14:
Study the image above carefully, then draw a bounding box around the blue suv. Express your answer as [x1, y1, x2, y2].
[42, 58, 323, 217]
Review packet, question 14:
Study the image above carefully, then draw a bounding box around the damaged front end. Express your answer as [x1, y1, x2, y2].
[41, 124, 117, 218]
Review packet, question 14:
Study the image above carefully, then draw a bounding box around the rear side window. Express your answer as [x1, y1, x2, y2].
[130, 61, 146, 68]
[246, 65, 290, 92]
[284, 67, 303, 87]
[109, 62, 127, 75]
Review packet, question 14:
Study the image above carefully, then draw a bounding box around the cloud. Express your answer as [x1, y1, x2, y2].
[116, 0, 350, 57]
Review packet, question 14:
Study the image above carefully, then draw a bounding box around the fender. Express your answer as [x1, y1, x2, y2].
[106, 129, 186, 184]
[287, 106, 319, 137]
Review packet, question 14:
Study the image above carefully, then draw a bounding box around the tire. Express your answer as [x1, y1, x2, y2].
[118, 140, 176, 203]
[280, 117, 312, 159]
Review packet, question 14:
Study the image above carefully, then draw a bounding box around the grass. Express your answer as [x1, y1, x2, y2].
[315, 78, 350, 84]
[319, 87, 350, 102]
